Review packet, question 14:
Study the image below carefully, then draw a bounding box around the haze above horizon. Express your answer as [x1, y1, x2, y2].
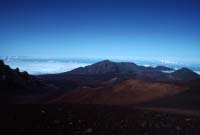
[0, 0, 200, 63]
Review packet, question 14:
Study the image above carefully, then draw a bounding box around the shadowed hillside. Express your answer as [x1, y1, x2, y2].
[0, 60, 57, 103]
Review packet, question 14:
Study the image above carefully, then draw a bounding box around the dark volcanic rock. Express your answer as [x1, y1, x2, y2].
[0, 60, 4, 66]
[0, 59, 56, 103]
[0, 60, 33, 91]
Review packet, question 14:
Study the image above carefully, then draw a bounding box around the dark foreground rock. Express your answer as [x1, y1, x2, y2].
[0, 105, 200, 135]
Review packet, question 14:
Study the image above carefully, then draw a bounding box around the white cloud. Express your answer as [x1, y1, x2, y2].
[160, 59, 177, 64]
[195, 71, 200, 75]
[4, 60, 90, 75]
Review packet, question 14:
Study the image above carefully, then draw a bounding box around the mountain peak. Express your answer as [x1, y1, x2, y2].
[99, 60, 112, 63]
[68, 60, 118, 75]
[175, 67, 195, 74]
[94, 60, 113, 65]
[178, 67, 193, 72]
[172, 67, 199, 81]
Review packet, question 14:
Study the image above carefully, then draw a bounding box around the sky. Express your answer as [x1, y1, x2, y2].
[0, 0, 200, 63]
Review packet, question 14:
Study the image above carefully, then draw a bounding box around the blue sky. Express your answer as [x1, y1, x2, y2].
[0, 0, 200, 63]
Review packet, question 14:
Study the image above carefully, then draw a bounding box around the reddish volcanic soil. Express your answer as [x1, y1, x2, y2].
[51, 79, 187, 105]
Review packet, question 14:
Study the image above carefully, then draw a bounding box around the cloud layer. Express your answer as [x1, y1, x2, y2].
[4, 59, 90, 75]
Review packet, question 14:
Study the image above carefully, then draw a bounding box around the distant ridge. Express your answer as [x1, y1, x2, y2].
[67, 60, 174, 75]
[171, 67, 200, 81]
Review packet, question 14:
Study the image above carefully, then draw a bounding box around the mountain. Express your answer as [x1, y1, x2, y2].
[39, 60, 200, 90]
[171, 67, 200, 81]
[38, 60, 175, 89]
[45, 60, 200, 106]
[67, 60, 173, 75]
